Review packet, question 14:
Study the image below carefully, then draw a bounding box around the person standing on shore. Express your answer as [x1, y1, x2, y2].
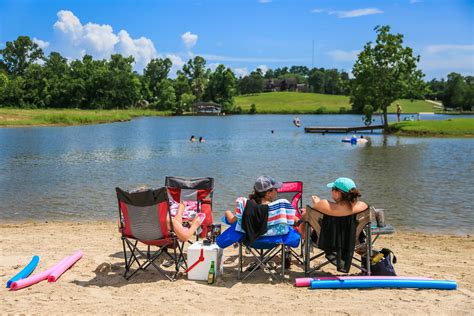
[396, 104, 402, 122]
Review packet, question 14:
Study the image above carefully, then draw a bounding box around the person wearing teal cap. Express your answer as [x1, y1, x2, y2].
[299, 177, 368, 239]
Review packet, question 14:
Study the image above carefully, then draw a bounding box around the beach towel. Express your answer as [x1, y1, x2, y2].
[169, 200, 198, 219]
[235, 198, 296, 236]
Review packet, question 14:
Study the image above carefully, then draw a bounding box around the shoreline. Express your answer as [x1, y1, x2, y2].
[0, 219, 471, 237]
[1, 221, 473, 314]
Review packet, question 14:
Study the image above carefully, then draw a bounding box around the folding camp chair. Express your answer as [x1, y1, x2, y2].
[238, 227, 300, 281]
[165, 176, 214, 240]
[277, 181, 304, 262]
[303, 205, 372, 276]
[116, 186, 185, 281]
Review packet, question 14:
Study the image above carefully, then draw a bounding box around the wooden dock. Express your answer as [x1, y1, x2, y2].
[304, 125, 385, 133]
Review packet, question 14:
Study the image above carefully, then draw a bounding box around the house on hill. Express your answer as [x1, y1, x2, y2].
[191, 102, 222, 115]
[263, 78, 306, 92]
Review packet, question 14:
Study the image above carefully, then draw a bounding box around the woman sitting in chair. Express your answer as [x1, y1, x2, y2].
[223, 175, 296, 244]
[167, 202, 206, 242]
[299, 177, 368, 239]
[224, 175, 281, 224]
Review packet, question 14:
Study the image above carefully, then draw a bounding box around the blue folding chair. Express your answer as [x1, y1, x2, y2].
[217, 221, 300, 281]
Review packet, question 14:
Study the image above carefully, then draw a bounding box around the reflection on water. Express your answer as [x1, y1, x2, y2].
[0, 114, 473, 235]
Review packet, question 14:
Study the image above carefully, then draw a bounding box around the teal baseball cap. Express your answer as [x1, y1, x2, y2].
[327, 177, 356, 193]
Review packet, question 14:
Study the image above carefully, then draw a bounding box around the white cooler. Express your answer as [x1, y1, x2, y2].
[186, 241, 223, 281]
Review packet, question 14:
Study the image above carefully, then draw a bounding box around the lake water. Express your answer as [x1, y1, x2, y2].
[0, 114, 473, 235]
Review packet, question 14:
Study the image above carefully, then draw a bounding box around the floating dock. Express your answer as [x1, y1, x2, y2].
[304, 125, 385, 133]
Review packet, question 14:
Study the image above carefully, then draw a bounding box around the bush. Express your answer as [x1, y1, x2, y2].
[315, 106, 327, 114]
[249, 103, 257, 114]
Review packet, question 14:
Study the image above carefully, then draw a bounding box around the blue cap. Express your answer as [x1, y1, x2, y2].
[327, 177, 356, 193]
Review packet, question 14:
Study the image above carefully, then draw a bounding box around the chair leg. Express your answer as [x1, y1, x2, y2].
[304, 223, 311, 276]
[238, 242, 242, 280]
[281, 245, 285, 281]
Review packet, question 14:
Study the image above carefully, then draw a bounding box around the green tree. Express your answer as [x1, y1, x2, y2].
[0, 36, 45, 76]
[43, 52, 71, 107]
[143, 58, 172, 101]
[351, 25, 425, 128]
[182, 56, 208, 101]
[308, 68, 325, 93]
[444, 73, 468, 110]
[104, 54, 141, 109]
[238, 70, 263, 94]
[205, 64, 236, 112]
[22, 63, 48, 108]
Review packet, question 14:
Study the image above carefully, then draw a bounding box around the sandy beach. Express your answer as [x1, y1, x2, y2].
[1, 221, 473, 315]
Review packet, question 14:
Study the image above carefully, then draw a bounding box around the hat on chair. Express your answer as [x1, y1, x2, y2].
[254, 176, 283, 193]
[327, 177, 356, 193]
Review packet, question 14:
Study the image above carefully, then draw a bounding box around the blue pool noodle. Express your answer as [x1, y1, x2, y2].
[310, 279, 457, 290]
[6, 256, 40, 288]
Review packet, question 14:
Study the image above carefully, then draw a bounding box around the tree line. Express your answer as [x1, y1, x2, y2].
[426, 74, 474, 111]
[1, 34, 472, 117]
[0, 36, 237, 113]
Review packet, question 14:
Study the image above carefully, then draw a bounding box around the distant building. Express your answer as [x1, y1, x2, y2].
[263, 78, 300, 92]
[191, 102, 222, 115]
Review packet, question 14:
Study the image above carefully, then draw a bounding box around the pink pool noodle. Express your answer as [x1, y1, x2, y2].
[295, 276, 433, 287]
[48, 251, 83, 282]
[10, 256, 70, 290]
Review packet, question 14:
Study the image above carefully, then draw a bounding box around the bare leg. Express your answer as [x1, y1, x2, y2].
[172, 215, 203, 242]
[174, 202, 185, 224]
[224, 210, 238, 224]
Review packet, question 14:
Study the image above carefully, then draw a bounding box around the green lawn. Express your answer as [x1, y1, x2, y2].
[234, 92, 439, 114]
[389, 118, 474, 136]
[0, 108, 170, 127]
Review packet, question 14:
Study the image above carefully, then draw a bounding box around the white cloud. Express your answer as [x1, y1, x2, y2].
[52, 10, 157, 67]
[422, 44, 474, 55]
[311, 8, 383, 18]
[181, 31, 198, 49]
[258, 0, 272, 3]
[234, 67, 248, 77]
[327, 49, 360, 62]
[33, 37, 50, 49]
[419, 44, 474, 73]
[116, 30, 157, 68]
[256, 64, 269, 74]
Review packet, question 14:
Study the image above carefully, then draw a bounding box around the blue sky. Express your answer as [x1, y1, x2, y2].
[0, 0, 473, 79]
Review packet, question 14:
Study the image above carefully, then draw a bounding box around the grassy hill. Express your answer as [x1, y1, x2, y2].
[389, 118, 474, 136]
[234, 92, 438, 114]
[0, 108, 170, 127]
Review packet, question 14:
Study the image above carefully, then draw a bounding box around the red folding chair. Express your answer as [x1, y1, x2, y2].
[165, 176, 214, 239]
[277, 181, 305, 261]
[116, 186, 185, 281]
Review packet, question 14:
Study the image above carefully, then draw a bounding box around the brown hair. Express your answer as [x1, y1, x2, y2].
[339, 188, 362, 204]
[249, 189, 268, 204]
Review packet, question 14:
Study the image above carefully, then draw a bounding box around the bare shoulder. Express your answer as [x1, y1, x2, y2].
[353, 201, 369, 213]
[314, 199, 331, 212]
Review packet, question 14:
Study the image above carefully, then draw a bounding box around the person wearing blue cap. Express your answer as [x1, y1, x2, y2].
[299, 177, 368, 238]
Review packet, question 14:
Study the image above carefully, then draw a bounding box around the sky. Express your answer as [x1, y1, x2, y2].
[0, 0, 473, 80]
